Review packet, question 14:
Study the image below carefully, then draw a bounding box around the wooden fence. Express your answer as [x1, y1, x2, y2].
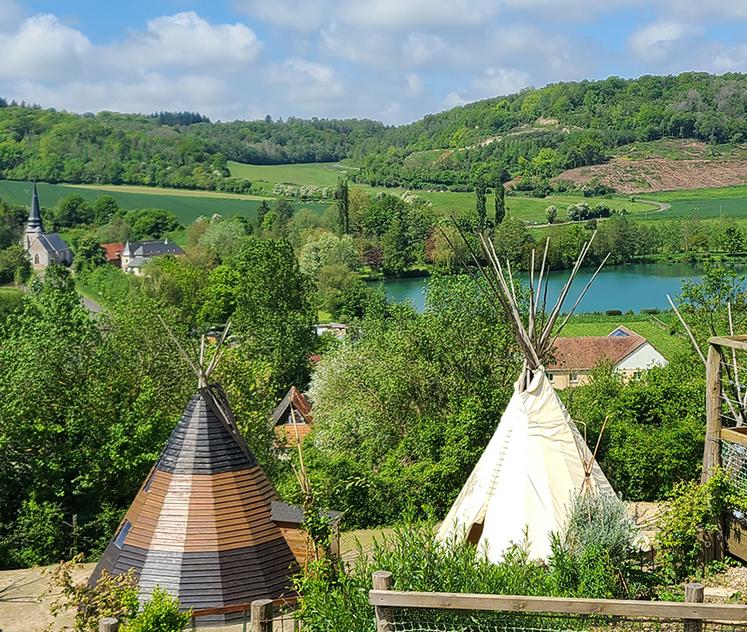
[370, 571, 747, 632]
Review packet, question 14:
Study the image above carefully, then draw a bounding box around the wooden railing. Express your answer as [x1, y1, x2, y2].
[369, 571, 747, 632]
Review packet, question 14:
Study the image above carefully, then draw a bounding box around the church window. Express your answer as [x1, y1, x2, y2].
[34, 254, 39, 264]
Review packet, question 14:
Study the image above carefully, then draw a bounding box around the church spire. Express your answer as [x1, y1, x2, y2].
[27, 182, 43, 231]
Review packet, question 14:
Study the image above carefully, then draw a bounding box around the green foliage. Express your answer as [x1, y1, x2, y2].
[122, 588, 191, 632]
[92, 195, 120, 224]
[302, 275, 518, 527]
[296, 518, 642, 632]
[231, 237, 316, 391]
[0, 274, 194, 567]
[50, 195, 93, 230]
[0, 197, 26, 248]
[73, 234, 107, 272]
[46, 555, 139, 632]
[562, 359, 705, 500]
[494, 179, 506, 224]
[0, 243, 30, 283]
[124, 208, 180, 239]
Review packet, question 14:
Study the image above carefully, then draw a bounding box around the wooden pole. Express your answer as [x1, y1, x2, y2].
[99, 618, 119, 632]
[703, 344, 723, 482]
[373, 571, 395, 632]
[684, 583, 705, 632]
[251, 599, 273, 632]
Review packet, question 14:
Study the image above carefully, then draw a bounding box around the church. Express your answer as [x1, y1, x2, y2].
[22, 183, 73, 270]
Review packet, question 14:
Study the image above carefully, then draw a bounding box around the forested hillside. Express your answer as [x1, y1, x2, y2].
[3, 72, 747, 194]
[0, 102, 382, 191]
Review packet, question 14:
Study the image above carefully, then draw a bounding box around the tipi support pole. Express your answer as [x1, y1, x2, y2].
[703, 344, 722, 483]
[252, 599, 273, 632]
[684, 582, 704, 632]
[373, 571, 395, 632]
[99, 618, 119, 632]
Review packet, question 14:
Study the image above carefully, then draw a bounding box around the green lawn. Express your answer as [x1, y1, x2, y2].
[228, 161, 358, 187]
[407, 190, 657, 223]
[0, 286, 23, 320]
[559, 313, 689, 360]
[0, 180, 330, 225]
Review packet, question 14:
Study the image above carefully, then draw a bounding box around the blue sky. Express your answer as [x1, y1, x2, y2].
[1, 0, 747, 124]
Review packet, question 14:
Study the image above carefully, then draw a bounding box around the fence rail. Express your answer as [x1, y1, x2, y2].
[370, 572, 747, 632]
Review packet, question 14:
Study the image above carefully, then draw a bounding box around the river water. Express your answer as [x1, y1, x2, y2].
[373, 263, 745, 313]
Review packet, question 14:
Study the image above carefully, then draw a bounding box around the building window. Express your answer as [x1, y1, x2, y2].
[569, 372, 579, 384]
[34, 254, 39, 264]
[546, 372, 554, 382]
[114, 520, 132, 549]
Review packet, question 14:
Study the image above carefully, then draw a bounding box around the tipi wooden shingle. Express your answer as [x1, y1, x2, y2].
[91, 385, 297, 618]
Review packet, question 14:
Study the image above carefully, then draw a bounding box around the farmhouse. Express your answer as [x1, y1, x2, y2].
[120, 238, 184, 274]
[100, 242, 125, 267]
[272, 385, 313, 446]
[546, 326, 668, 389]
[21, 183, 73, 270]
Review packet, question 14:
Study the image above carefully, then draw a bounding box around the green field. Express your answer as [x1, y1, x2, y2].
[646, 185, 747, 220]
[0, 180, 329, 224]
[560, 314, 689, 360]
[228, 161, 357, 187]
[413, 191, 657, 222]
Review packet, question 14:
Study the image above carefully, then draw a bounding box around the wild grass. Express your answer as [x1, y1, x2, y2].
[228, 160, 358, 186]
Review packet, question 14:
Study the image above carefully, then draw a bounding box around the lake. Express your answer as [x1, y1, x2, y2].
[373, 263, 744, 313]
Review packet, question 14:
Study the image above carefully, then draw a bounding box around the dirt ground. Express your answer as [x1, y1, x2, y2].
[555, 158, 747, 194]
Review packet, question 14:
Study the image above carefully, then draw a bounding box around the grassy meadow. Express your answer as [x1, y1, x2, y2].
[228, 160, 358, 188]
[560, 313, 689, 360]
[0, 180, 329, 224]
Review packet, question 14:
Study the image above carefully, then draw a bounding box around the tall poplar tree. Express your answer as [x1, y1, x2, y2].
[495, 179, 506, 225]
[336, 178, 350, 235]
[475, 180, 487, 229]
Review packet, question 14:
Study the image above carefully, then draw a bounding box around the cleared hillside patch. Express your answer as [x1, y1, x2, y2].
[556, 158, 747, 194]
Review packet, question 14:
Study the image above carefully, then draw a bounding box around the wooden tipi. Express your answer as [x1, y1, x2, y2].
[91, 330, 296, 618]
[437, 234, 616, 561]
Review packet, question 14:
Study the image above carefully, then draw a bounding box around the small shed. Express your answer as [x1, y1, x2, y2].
[271, 500, 342, 567]
[272, 386, 313, 446]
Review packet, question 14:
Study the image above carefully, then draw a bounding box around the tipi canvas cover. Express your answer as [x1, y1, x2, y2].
[437, 368, 614, 561]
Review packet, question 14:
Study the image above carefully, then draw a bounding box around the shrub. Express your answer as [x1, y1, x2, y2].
[655, 468, 737, 582]
[122, 587, 191, 632]
[46, 555, 139, 632]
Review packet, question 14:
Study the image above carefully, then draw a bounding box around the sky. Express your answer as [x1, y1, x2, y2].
[1, 0, 747, 124]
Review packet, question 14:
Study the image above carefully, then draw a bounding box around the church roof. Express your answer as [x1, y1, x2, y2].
[37, 233, 71, 254]
[27, 182, 43, 230]
[90, 384, 297, 617]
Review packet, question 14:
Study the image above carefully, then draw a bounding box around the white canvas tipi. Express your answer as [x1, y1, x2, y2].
[437, 234, 616, 562]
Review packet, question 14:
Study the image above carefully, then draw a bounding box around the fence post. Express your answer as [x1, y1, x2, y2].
[99, 618, 119, 632]
[252, 599, 273, 632]
[703, 343, 722, 483]
[684, 582, 705, 632]
[373, 571, 394, 632]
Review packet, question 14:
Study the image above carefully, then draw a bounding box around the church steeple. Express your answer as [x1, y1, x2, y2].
[27, 182, 43, 231]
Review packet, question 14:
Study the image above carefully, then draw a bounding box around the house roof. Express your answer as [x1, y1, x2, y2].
[270, 500, 342, 526]
[37, 233, 70, 254]
[101, 242, 124, 262]
[131, 239, 184, 257]
[547, 327, 648, 371]
[271, 386, 313, 425]
[125, 256, 148, 269]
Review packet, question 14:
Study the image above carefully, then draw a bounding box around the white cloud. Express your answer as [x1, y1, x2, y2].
[473, 67, 531, 97]
[110, 12, 261, 71]
[443, 92, 469, 108]
[340, 0, 492, 28]
[628, 21, 698, 61]
[0, 14, 91, 80]
[271, 58, 344, 104]
[0, 0, 24, 31]
[234, 0, 331, 32]
[405, 73, 424, 96]
[14, 73, 232, 117]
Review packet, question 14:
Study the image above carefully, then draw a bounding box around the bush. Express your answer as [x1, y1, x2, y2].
[123, 587, 191, 632]
[605, 309, 622, 316]
[655, 469, 743, 582]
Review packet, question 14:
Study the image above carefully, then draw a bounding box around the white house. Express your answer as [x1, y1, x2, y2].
[121, 239, 184, 275]
[546, 325, 668, 388]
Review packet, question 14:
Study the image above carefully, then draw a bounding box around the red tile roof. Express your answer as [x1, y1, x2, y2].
[101, 242, 125, 262]
[547, 327, 647, 371]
